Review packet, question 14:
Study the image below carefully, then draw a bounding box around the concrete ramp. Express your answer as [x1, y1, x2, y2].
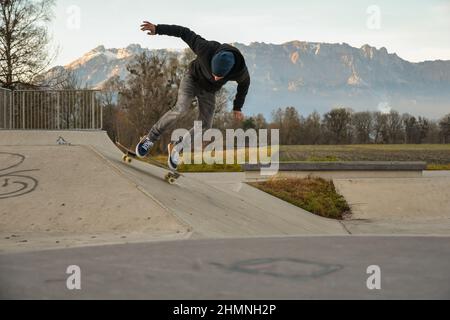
[0, 146, 190, 253]
[87, 132, 346, 238]
[0, 130, 346, 252]
[336, 177, 450, 234]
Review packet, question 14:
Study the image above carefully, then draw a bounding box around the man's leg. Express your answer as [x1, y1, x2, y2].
[197, 89, 217, 132]
[168, 89, 216, 170]
[147, 73, 197, 142]
[186, 88, 216, 143]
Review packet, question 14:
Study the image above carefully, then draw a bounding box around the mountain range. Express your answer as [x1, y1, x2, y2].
[54, 42, 450, 119]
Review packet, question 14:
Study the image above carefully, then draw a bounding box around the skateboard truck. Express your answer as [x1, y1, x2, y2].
[116, 142, 181, 185]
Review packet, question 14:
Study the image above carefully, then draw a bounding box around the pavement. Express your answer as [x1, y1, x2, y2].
[335, 176, 450, 235]
[1, 236, 449, 299]
[1, 130, 449, 299]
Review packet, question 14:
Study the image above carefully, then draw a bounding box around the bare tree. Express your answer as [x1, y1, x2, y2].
[100, 75, 124, 142]
[386, 110, 404, 144]
[352, 111, 373, 144]
[422, 120, 440, 144]
[439, 114, 450, 144]
[253, 113, 268, 130]
[403, 114, 421, 144]
[118, 52, 182, 147]
[322, 108, 352, 144]
[270, 107, 302, 145]
[213, 87, 235, 131]
[33, 66, 82, 90]
[300, 112, 322, 145]
[0, 0, 56, 88]
[373, 112, 388, 144]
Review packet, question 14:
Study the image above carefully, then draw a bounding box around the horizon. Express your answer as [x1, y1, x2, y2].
[49, 0, 450, 67]
[61, 40, 450, 68]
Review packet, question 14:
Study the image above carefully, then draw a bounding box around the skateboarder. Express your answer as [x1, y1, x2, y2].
[136, 21, 251, 170]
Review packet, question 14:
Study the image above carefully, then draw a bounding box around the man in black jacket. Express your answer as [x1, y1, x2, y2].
[136, 21, 251, 170]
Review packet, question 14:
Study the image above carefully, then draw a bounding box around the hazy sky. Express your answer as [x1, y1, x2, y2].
[49, 0, 450, 66]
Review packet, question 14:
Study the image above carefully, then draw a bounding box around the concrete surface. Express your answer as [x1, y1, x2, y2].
[244, 161, 427, 171]
[1, 130, 449, 300]
[97, 148, 347, 239]
[187, 172, 450, 235]
[0, 145, 190, 253]
[0, 131, 347, 254]
[335, 177, 450, 235]
[1, 236, 449, 300]
[246, 170, 423, 181]
[424, 171, 450, 177]
[0, 130, 113, 146]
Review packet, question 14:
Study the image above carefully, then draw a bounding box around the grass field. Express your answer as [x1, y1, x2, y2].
[147, 144, 450, 172]
[280, 144, 450, 167]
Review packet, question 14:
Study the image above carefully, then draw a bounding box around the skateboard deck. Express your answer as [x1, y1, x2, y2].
[115, 141, 182, 185]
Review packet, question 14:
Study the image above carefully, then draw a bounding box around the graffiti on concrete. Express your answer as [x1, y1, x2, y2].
[0, 152, 39, 199]
[211, 257, 343, 280]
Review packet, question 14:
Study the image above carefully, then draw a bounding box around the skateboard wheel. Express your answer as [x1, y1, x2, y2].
[122, 155, 132, 163]
[165, 173, 177, 185]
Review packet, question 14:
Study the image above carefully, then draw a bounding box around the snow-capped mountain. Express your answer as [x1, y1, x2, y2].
[58, 42, 450, 119]
[62, 44, 180, 89]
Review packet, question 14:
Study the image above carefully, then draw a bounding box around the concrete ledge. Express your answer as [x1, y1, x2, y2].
[243, 161, 427, 172]
[246, 171, 424, 181]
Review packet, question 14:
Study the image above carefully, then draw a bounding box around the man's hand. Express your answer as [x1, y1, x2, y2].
[234, 111, 244, 122]
[141, 21, 157, 35]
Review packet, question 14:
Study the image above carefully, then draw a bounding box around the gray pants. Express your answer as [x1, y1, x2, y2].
[148, 73, 216, 143]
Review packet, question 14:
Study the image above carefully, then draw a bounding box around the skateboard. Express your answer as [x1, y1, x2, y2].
[115, 141, 182, 185]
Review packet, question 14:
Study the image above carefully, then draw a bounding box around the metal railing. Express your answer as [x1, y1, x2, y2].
[0, 88, 102, 130]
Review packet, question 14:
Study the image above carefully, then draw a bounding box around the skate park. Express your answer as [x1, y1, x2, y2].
[2, 0, 450, 301]
[1, 129, 449, 299]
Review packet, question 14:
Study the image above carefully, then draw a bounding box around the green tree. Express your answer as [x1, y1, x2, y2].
[242, 117, 256, 130]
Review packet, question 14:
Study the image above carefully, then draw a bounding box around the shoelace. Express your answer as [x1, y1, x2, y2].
[142, 140, 152, 150]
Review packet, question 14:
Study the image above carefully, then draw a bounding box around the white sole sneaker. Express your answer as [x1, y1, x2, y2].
[167, 143, 180, 171]
[135, 137, 154, 158]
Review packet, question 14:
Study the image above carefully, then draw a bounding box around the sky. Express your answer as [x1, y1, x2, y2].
[49, 0, 450, 66]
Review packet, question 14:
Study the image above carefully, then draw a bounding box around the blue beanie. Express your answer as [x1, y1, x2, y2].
[211, 51, 235, 77]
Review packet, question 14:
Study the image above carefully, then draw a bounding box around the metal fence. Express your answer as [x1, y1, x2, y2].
[0, 88, 102, 130]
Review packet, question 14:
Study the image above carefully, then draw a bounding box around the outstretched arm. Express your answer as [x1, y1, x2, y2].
[141, 21, 210, 55]
[233, 69, 251, 112]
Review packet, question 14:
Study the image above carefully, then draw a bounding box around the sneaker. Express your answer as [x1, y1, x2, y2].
[135, 136, 154, 158]
[167, 139, 183, 171]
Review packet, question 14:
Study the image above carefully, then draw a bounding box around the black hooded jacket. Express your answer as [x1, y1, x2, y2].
[155, 24, 250, 111]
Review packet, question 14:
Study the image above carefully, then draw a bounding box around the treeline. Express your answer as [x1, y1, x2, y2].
[254, 107, 450, 145]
